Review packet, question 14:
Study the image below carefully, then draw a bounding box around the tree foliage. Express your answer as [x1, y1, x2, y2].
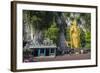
[44, 23, 59, 44]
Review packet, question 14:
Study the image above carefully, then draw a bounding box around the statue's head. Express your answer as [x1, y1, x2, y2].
[72, 19, 77, 26]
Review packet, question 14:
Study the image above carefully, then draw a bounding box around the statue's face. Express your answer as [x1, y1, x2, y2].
[72, 19, 77, 26]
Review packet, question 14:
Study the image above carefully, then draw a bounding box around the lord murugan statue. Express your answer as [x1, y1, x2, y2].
[70, 19, 80, 49]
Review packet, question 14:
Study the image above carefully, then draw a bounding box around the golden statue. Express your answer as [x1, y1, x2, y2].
[70, 19, 80, 49]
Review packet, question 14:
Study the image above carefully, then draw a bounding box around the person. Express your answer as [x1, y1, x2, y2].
[70, 19, 80, 49]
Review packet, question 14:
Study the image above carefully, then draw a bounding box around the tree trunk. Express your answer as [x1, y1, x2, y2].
[55, 12, 67, 54]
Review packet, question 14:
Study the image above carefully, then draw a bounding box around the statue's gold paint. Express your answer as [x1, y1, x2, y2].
[70, 19, 80, 49]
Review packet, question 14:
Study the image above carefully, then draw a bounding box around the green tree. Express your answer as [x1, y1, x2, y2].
[80, 28, 86, 48]
[45, 23, 59, 44]
[85, 31, 91, 48]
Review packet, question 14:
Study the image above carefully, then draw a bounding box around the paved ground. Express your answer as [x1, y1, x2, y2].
[33, 53, 91, 62]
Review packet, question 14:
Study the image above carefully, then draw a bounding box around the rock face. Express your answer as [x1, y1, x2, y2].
[23, 22, 32, 50]
[23, 12, 69, 54]
[23, 11, 34, 50]
[23, 22, 56, 50]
